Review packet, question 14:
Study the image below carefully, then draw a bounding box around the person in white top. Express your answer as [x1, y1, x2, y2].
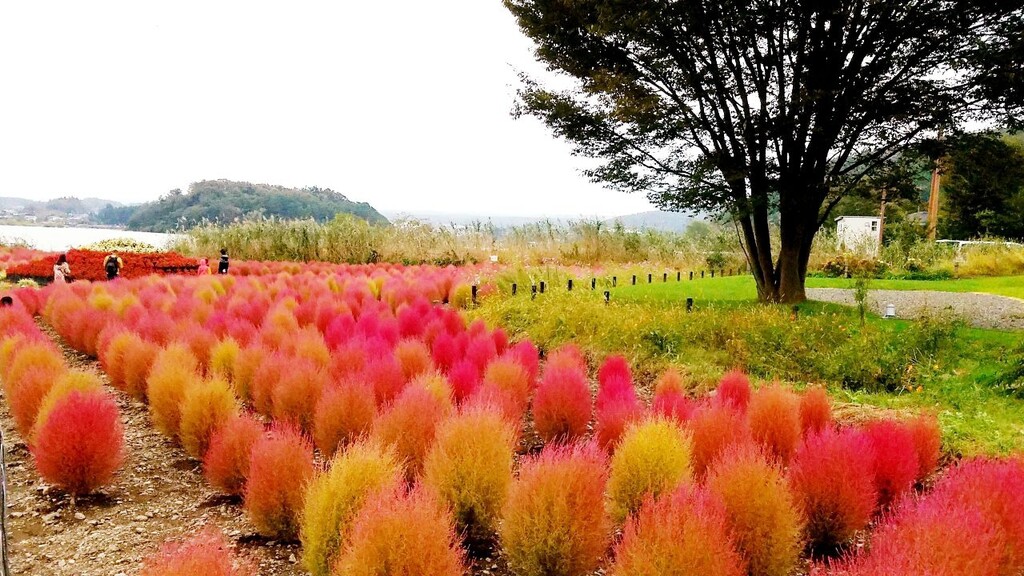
[53, 254, 72, 283]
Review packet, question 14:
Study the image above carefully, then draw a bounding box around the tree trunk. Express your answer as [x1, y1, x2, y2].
[741, 184, 819, 304]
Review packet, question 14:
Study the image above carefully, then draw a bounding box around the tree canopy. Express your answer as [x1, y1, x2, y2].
[504, 0, 1024, 301]
[119, 180, 388, 232]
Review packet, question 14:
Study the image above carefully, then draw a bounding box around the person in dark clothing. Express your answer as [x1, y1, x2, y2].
[103, 252, 124, 280]
[0, 296, 13, 307]
[218, 248, 229, 274]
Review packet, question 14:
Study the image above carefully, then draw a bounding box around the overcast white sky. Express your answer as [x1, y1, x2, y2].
[0, 1, 658, 217]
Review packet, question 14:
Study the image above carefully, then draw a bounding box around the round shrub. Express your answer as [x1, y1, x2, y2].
[313, 380, 377, 458]
[32, 390, 125, 496]
[652, 368, 696, 423]
[688, 403, 750, 478]
[715, 370, 751, 412]
[908, 412, 942, 482]
[611, 485, 746, 576]
[747, 383, 802, 464]
[500, 443, 610, 576]
[863, 419, 918, 508]
[799, 386, 832, 435]
[179, 377, 239, 459]
[147, 343, 201, 438]
[393, 338, 433, 382]
[607, 417, 693, 523]
[482, 357, 532, 415]
[706, 443, 803, 576]
[788, 427, 876, 554]
[31, 369, 103, 440]
[204, 412, 264, 496]
[244, 424, 315, 539]
[140, 529, 255, 576]
[372, 383, 450, 477]
[532, 363, 592, 444]
[301, 441, 403, 576]
[423, 404, 516, 537]
[208, 337, 241, 382]
[331, 486, 466, 576]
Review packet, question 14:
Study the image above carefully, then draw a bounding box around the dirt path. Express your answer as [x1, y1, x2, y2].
[1, 322, 304, 576]
[807, 287, 1024, 331]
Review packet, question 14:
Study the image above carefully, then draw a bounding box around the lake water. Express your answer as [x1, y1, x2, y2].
[0, 225, 181, 252]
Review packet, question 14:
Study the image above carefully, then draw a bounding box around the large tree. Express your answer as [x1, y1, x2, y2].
[504, 0, 1024, 302]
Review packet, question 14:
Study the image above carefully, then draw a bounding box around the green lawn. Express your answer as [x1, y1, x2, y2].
[476, 272, 1024, 456]
[807, 275, 1024, 300]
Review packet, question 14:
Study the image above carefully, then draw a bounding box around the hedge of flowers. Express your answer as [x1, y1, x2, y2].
[6, 248, 198, 281]
[6, 263, 1022, 576]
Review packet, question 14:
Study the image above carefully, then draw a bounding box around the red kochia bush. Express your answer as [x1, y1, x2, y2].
[364, 358, 406, 407]
[788, 427, 877, 553]
[688, 403, 750, 478]
[828, 489, 1006, 576]
[32, 390, 125, 496]
[500, 443, 610, 576]
[532, 363, 592, 444]
[908, 413, 942, 482]
[747, 384, 802, 464]
[715, 370, 751, 412]
[799, 386, 833, 435]
[204, 413, 265, 496]
[447, 359, 482, 404]
[140, 529, 255, 576]
[926, 458, 1024, 574]
[314, 380, 377, 457]
[611, 485, 746, 576]
[863, 419, 918, 508]
[244, 424, 315, 539]
[331, 486, 466, 576]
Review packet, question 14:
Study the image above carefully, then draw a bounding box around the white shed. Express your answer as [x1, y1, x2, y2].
[835, 216, 881, 254]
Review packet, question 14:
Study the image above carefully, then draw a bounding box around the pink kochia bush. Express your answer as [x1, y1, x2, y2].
[863, 419, 919, 509]
[611, 485, 746, 576]
[500, 443, 610, 576]
[715, 370, 751, 412]
[788, 427, 877, 553]
[827, 484, 1010, 576]
[32, 390, 125, 496]
[532, 363, 592, 444]
[595, 355, 643, 450]
[140, 529, 255, 576]
[244, 424, 315, 539]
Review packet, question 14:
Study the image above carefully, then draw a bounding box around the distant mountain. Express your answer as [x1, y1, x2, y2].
[604, 210, 699, 232]
[0, 196, 122, 216]
[122, 180, 388, 232]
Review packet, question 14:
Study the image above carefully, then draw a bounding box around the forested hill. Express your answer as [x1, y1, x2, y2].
[113, 180, 388, 231]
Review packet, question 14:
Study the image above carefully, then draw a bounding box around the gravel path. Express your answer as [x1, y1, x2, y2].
[807, 288, 1024, 331]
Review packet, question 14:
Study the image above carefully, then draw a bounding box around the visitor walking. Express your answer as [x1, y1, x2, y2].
[103, 252, 124, 280]
[53, 254, 72, 283]
[0, 296, 13, 307]
[197, 257, 210, 275]
[218, 248, 229, 274]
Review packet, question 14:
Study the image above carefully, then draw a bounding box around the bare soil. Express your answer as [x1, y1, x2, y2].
[1, 322, 304, 575]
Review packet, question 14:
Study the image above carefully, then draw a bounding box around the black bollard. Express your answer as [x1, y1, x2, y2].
[701, 270, 705, 278]
[711, 270, 715, 278]
[531, 284, 537, 300]
[648, 273, 653, 283]
[632, 275, 637, 286]
[686, 297, 693, 312]
[512, 283, 517, 296]
[471, 285, 478, 304]
[720, 269, 725, 277]
[567, 279, 573, 291]
[677, 271, 681, 281]
[540, 281, 546, 294]
[612, 276, 617, 287]
[591, 278, 596, 290]
[663, 272, 668, 282]
[689, 271, 693, 281]
[604, 290, 610, 304]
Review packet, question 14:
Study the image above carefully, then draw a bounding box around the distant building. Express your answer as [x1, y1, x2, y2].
[835, 215, 881, 254]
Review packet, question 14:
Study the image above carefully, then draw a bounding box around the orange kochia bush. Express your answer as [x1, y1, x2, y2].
[6, 249, 198, 281]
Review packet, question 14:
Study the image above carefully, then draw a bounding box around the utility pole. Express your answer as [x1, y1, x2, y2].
[878, 188, 887, 256]
[926, 127, 945, 241]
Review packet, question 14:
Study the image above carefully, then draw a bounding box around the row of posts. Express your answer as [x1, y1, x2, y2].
[467, 266, 744, 306]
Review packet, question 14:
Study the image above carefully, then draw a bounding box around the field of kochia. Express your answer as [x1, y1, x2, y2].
[1, 259, 1022, 576]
